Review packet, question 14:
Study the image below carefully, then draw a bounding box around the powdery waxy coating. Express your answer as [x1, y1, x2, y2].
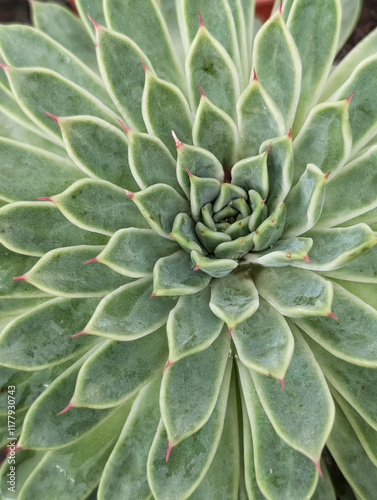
[0, 0, 376, 499]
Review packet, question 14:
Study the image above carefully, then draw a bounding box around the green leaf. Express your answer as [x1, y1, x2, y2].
[247, 190, 268, 232]
[238, 362, 318, 500]
[253, 202, 286, 251]
[244, 237, 313, 267]
[147, 363, 231, 500]
[295, 282, 377, 367]
[0, 297, 100, 370]
[237, 76, 285, 159]
[97, 228, 179, 278]
[231, 151, 269, 199]
[233, 296, 294, 379]
[128, 130, 182, 193]
[251, 324, 335, 463]
[0, 139, 83, 202]
[0, 449, 44, 500]
[318, 146, 377, 227]
[153, 250, 211, 296]
[292, 100, 352, 183]
[142, 71, 192, 157]
[98, 378, 161, 500]
[3, 66, 118, 141]
[331, 279, 377, 310]
[188, 174, 221, 222]
[75, 0, 106, 39]
[287, 0, 341, 132]
[95, 26, 153, 132]
[24, 245, 129, 297]
[192, 91, 238, 168]
[19, 398, 132, 500]
[284, 163, 327, 237]
[321, 245, 377, 283]
[291, 225, 377, 271]
[166, 287, 223, 363]
[131, 184, 189, 238]
[52, 179, 148, 236]
[327, 401, 377, 500]
[0, 25, 112, 109]
[253, 266, 334, 317]
[209, 269, 259, 330]
[190, 251, 238, 278]
[74, 326, 167, 408]
[161, 331, 230, 446]
[214, 232, 255, 260]
[306, 336, 377, 430]
[104, 0, 184, 88]
[84, 277, 176, 340]
[337, 0, 363, 51]
[171, 213, 205, 255]
[188, 376, 239, 500]
[59, 116, 139, 190]
[31, 1, 99, 73]
[186, 24, 239, 120]
[329, 55, 377, 154]
[253, 9, 301, 128]
[0, 202, 107, 256]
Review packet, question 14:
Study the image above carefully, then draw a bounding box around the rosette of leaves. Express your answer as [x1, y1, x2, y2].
[0, 0, 376, 498]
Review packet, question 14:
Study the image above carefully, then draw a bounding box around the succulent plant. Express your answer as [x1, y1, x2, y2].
[0, 0, 376, 498]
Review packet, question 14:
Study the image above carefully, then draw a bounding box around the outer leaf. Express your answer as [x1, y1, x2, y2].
[190, 251, 238, 279]
[253, 266, 334, 317]
[167, 287, 223, 363]
[147, 363, 231, 500]
[337, 0, 363, 51]
[186, 25, 239, 120]
[3, 66, 118, 142]
[153, 250, 211, 296]
[251, 324, 335, 463]
[253, 202, 286, 251]
[98, 378, 161, 500]
[327, 402, 377, 500]
[59, 116, 139, 190]
[142, 71, 192, 157]
[295, 282, 377, 367]
[233, 296, 294, 379]
[287, 0, 341, 131]
[0, 139, 83, 202]
[231, 152, 269, 199]
[97, 228, 179, 277]
[244, 237, 313, 267]
[253, 9, 301, 128]
[74, 326, 167, 408]
[237, 77, 285, 158]
[209, 269, 259, 330]
[104, 0, 184, 88]
[0, 202, 107, 256]
[84, 278, 176, 340]
[331, 279, 377, 310]
[284, 163, 327, 237]
[321, 245, 377, 283]
[238, 362, 318, 500]
[0, 297, 100, 370]
[24, 245, 129, 297]
[161, 331, 230, 446]
[318, 146, 377, 227]
[52, 179, 148, 236]
[293, 100, 352, 182]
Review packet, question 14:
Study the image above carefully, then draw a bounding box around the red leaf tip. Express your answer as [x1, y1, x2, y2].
[314, 459, 323, 480]
[6, 445, 22, 458]
[253, 68, 258, 81]
[37, 196, 53, 202]
[288, 128, 292, 138]
[125, 189, 134, 199]
[199, 11, 204, 28]
[71, 330, 87, 339]
[139, 58, 148, 72]
[0, 62, 9, 71]
[166, 440, 174, 462]
[150, 292, 157, 298]
[57, 398, 75, 416]
[228, 327, 233, 337]
[117, 118, 129, 134]
[303, 254, 310, 264]
[265, 143, 272, 155]
[84, 258, 98, 264]
[185, 167, 193, 177]
[171, 130, 184, 148]
[12, 275, 26, 281]
[163, 360, 173, 374]
[324, 172, 331, 180]
[327, 312, 339, 321]
[193, 264, 201, 271]
[279, 378, 285, 391]
[346, 91, 355, 104]
[198, 84, 206, 99]
[44, 111, 60, 124]
[87, 14, 100, 31]
[278, 0, 283, 13]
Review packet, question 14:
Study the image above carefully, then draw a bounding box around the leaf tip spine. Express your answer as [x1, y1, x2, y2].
[117, 118, 130, 134]
[193, 264, 201, 271]
[314, 459, 323, 480]
[163, 359, 173, 373]
[139, 58, 148, 73]
[327, 312, 339, 321]
[6, 445, 22, 458]
[278, 0, 283, 13]
[150, 292, 157, 298]
[228, 327, 233, 337]
[57, 397, 75, 416]
[346, 91, 355, 104]
[37, 196, 54, 202]
[44, 111, 60, 124]
[171, 130, 184, 149]
[0, 62, 9, 72]
[198, 84, 206, 99]
[125, 189, 134, 199]
[12, 275, 27, 281]
[166, 440, 174, 462]
[253, 68, 258, 81]
[84, 258, 98, 264]
[288, 128, 292, 138]
[324, 172, 331, 180]
[71, 330, 88, 339]
[303, 254, 310, 264]
[87, 14, 100, 32]
[199, 11, 204, 28]
[279, 378, 285, 391]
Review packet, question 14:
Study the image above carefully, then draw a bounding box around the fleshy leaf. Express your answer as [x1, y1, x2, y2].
[161, 331, 230, 446]
[253, 266, 334, 318]
[97, 228, 179, 277]
[153, 250, 211, 296]
[0, 202, 107, 256]
[52, 179, 149, 236]
[253, 202, 286, 251]
[233, 296, 294, 379]
[245, 237, 313, 267]
[188, 174, 221, 222]
[171, 213, 205, 255]
[231, 151, 269, 199]
[84, 278, 176, 340]
[320, 245, 377, 283]
[209, 269, 259, 330]
[166, 287, 223, 363]
[74, 325, 167, 408]
[24, 245, 130, 297]
[190, 251, 238, 278]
